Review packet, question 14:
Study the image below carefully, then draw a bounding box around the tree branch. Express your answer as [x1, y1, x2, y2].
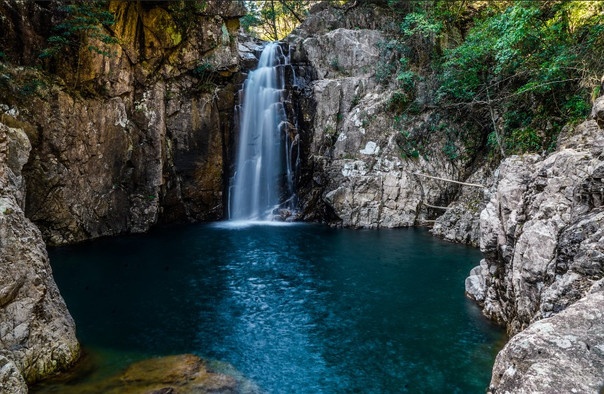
[413, 172, 485, 188]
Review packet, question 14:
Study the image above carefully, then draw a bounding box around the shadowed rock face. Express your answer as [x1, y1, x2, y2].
[466, 98, 604, 392]
[0, 1, 246, 246]
[0, 123, 79, 390]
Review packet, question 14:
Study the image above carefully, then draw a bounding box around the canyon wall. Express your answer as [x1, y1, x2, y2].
[467, 97, 604, 392]
[1, 1, 602, 391]
[287, 3, 484, 238]
[0, 122, 79, 391]
[1, 0, 246, 246]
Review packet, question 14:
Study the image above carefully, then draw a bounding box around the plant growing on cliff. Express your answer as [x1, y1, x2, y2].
[193, 62, 216, 93]
[40, 1, 118, 89]
[168, 1, 208, 35]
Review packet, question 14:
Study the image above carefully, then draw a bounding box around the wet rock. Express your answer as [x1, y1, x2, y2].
[119, 354, 238, 392]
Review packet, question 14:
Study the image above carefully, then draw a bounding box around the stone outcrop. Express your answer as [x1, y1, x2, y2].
[466, 98, 604, 391]
[467, 115, 604, 334]
[431, 169, 491, 247]
[287, 4, 476, 228]
[488, 284, 604, 393]
[0, 122, 79, 390]
[0, 1, 246, 245]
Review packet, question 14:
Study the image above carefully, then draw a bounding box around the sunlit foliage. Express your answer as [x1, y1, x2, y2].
[390, 0, 604, 156]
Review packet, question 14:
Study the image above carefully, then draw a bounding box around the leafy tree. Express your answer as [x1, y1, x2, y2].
[40, 1, 118, 89]
[242, 0, 327, 40]
[439, 1, 604, 155]
[168, 1, 208, 35]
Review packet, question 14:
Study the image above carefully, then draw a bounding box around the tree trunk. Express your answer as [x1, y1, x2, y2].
[270, 0, 279, 41]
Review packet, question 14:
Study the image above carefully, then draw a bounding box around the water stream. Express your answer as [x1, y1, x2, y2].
[229, 42, 297, 221]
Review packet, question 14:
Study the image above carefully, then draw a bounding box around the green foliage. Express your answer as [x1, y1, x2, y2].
[442, 142, 459, 160]
[168, 1, 207, 34]
[40, 2, 118, 59]
[374, 40, 405, 85]
[398, 130, 425, 160]
[439, 1, 604, 154]
[563, 94, 592, 123]
[389, 91, 410, 112]
[396, 69, 415, 90]
[241, 0, 313, 41]
[192, 62, 216, 93]
[508, 128, 541, 154]
[330, 57, 340, 72]
[400, 11, 443, 39]
[19, 79, 46, 96]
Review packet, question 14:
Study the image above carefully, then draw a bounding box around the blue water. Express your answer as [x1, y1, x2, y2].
[39, 224, 503, 393]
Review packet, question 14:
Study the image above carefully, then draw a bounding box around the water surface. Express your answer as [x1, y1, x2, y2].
[39, 224, 503, 393]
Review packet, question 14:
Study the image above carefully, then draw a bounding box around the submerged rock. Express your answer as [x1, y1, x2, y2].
[36, 354, 259, 394]
[118, 354, 240, 393]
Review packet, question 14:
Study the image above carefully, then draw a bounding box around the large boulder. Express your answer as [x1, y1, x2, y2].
[488, 284, 604, 393]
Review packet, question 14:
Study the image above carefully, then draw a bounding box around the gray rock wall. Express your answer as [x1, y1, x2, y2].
[288, 5, 478, 229]
[466, 100, 604, 392]
[467, 117, 604, 333]
[0, 123, 79, 390]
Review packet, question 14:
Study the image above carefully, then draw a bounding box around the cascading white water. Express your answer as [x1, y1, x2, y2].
[228, 42, 296, 221]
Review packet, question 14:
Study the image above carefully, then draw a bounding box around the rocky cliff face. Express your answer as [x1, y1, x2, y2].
[466, 97, 604, 392]
[0, 0, 245, 245]
[489, 285, 604, 393]
[286, 4, 484, 231]
[0, 122, 79, 391]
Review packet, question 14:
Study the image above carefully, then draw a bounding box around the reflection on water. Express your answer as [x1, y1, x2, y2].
[38, 224, 504, 393]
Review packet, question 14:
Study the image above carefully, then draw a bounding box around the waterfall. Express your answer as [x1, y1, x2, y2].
[228, 42, 297, 222]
